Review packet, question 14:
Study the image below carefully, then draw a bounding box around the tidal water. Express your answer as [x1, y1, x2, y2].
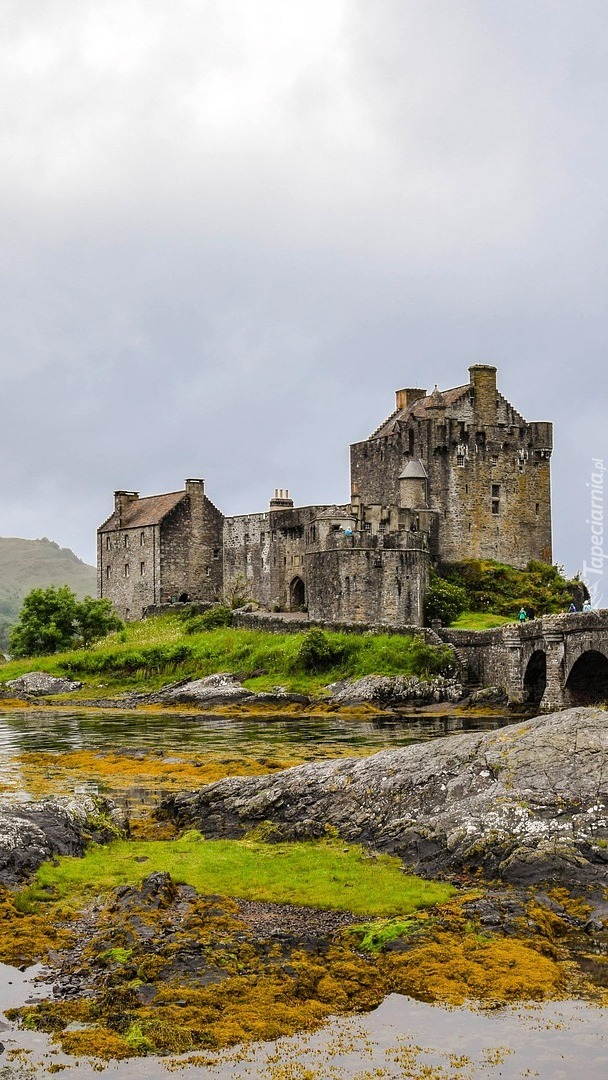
[0, 706, 606, 1078]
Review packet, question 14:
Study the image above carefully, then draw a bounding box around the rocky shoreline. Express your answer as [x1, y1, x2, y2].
[160, 707, 608, 890]
[1, 669, 465, 711]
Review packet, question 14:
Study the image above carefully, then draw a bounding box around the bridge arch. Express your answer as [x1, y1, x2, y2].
[523, 649, 547, 706]
[564, 649, 608, 706]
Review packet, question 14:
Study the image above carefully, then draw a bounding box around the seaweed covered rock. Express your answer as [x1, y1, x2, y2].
[0, 795, 126, 885]
[160, 707, 608, 888]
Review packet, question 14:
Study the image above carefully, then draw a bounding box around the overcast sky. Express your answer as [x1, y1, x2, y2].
[1, 0, 607, 581]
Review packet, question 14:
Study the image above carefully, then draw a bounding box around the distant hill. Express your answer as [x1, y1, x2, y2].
[0, 537, 97, 651]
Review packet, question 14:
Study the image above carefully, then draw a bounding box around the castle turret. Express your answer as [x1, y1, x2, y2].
[399, 459, 428, 509]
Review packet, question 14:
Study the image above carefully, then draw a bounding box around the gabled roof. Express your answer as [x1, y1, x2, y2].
[370, 383, 470, 438]
[99, 491, 186, 532]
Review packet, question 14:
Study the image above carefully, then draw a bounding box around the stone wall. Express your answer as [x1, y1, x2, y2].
[306, 536, 428, 625]
[159, 495, 224, 605]
[97, 523, 159, 620]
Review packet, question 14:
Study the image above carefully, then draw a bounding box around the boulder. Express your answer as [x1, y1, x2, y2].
[327, 674, 463, 707]
[5, 672, 83, 695]
[156, 673, 254, 705]
[0, 795, 125, 885]
[160, 707, 608, 888]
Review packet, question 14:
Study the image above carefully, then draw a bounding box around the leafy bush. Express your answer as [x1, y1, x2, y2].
[424, 571, 468, 626]
[183, 606, 233, 633]
[439, 559, 579, 619]
[291, 628, 347, 672]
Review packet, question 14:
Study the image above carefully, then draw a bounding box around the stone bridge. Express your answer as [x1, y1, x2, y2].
[441, 611, 608, 711]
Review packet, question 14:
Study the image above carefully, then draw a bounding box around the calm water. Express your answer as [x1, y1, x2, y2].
[1, 706, 605, 1078]
[0, 706, 514, 758]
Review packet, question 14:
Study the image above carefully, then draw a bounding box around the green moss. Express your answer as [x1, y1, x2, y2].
[32, 836, 455, 917]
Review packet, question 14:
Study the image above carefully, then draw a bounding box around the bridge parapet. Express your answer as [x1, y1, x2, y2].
[441, 611, 608, 708]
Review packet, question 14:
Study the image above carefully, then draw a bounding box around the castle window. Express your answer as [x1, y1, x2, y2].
[294, 554, 300, 567]
[106, 565, 111, 579]
[456, 454, 465, 467]
[408, 430, 414, 454]
[140, 532, 145, 546]
[272, 531, 277, 541]
[213, 547, 220, 559]
[535, 502, 540, 515]
[124, 563, 130, 577]
[140, 562, 145, 575]
[124, 534, 129, 548]
[378, 523, 386, 534]
[491, 484, 500, 515]
[244, 533, 250, 543]
[106, 535, 112, 550]
[476, 431, 486, 448]
[491, 454, 498, 466]
[260, 532, 265, 543]
[363, 522, 372, 533]
[465, 484, 469, 494]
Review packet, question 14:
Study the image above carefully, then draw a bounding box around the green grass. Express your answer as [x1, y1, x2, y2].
[29, 835, 455, 917]
[449, 611, 512, 630]
[0, 614, 456, 698]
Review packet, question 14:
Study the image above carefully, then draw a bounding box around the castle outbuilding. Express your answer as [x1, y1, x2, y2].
[98, 365, 552, 625]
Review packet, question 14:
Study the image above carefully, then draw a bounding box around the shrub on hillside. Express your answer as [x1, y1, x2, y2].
[292, 628, 347, 673]
[440, 559, 579, 619]
[183, 606, 233, 634]
[424, 572, 468, 626]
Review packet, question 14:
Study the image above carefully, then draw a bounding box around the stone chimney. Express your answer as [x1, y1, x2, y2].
[114, 491, 139, 527]
[185, 479, 206, 522]
[185, 478, 205, 499]
[269, 488, 294, 509]
[469, 365, 497, 425]
[395, 387, 427, 411]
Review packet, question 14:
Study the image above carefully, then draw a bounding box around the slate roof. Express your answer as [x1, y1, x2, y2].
[99, 491, 186, 532]
[370, 383, 470, 438]
[399, 459, 428, 480]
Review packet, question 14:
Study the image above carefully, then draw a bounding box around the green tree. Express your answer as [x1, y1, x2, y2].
[9, 586, 122, 658]
[74, 595, 123, 647]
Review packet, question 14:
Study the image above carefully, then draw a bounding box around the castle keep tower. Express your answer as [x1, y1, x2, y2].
[349, 365, 552, 569]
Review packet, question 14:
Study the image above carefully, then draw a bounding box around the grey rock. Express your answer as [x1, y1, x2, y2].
[327, 674, 463, 707]
[160, 707, 608, 888]
[5, 672, 83, 695]
[0, 795, 126, 885]
[156, 673, 254, 705]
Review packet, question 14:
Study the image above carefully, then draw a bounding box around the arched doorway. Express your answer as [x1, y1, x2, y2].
[565, 650, 608, 706]
[290, 576, 306, 611]
[523, 650, 547, 706]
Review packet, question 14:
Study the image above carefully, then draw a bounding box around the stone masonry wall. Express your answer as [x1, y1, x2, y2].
[98, 523, 159, 620]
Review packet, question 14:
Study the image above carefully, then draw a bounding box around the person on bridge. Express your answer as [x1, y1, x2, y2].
[568, 602, 577, 614]
[518, 607, 527, 623]
[583, 599, 592, 613]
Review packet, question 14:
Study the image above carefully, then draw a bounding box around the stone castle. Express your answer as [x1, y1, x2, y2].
[97, 364, 552, 625]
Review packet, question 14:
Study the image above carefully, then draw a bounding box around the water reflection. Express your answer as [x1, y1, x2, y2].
[0, 708, 514, 759]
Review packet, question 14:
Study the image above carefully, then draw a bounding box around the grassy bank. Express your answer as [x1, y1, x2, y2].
[0, 613, 456, 699]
